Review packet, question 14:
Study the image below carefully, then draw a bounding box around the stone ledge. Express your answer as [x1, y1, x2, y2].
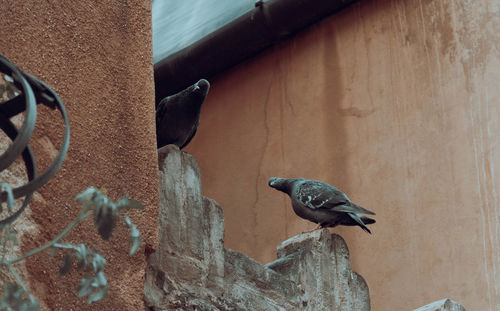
[144, 145, 370, 310]
[266, 230, 370, 311]
[414, 298, 466, 311]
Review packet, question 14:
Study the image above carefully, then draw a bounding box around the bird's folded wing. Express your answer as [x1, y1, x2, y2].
[322, 203, 375, 215]
[348, 202, 376, 215]
[298, 182, 349, 210]
[180, 119, 199, 149]
[298, 181, 375, 215]
[306, 199, 376, 216]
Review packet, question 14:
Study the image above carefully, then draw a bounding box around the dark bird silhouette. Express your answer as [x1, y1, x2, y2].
[156, 79, 210, 149]
[268, 177, 376, 233]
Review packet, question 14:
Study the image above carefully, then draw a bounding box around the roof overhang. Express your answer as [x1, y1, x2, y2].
[153, 0, 358, 103]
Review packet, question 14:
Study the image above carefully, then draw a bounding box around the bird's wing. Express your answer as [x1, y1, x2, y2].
[296, 180, 375, 215]
[155, 96, 171, 126]
[179, 118, 199, 149]
[296, 180, 348, 209]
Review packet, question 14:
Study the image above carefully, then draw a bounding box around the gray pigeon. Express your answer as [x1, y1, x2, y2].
[156, 79, 210, 149]
[268, 177, 376, 233]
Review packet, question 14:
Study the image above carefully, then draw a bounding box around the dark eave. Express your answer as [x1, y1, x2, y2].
[154, 0, 358, 104]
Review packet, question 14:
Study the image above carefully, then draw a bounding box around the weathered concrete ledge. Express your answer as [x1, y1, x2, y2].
[413, 298, 466, 311]
[144, 144, 370, 310]
[266, 230, 370, 310]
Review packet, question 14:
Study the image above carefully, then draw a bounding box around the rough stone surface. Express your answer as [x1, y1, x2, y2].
[414, 298, 466, 311]
[267, 230, 370, 310]
[144, 145, 370, 310]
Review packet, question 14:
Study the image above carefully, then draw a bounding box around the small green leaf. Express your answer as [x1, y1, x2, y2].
[91, 253, 106, 273]
[122, 217, 141, 255]
[80, 200, 93, 213]
[130, 225, 140, 238]
[59, 254, 73, 275]
[93, 202, 103, 226]
[129, 226, 141, 255]
[116, 197, 144, 210]
[75, 244, 88, 259]
[74, 244, 89, 271]
[75, 187, 98, 204]
[95, 271, 107, 287]
[77, 276, 93, 298]
[53, 242, 75, 250]
[92, 194, 108, 214]
[88, 288, 108, 304]
[123, 216, 132, 226]
[94, 206, 115, 240]
[123, 216, 141, 255]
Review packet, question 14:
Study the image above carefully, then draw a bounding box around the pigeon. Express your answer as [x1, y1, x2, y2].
[156, 79, 210, 149]
[268, 177, 376, 233]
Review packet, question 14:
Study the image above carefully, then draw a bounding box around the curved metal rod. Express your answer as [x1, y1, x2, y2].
[0, 113, 37, 226]
[0, 54, 37, 172]
[0, 73, 70, 202]
[7, 72, 70, 200]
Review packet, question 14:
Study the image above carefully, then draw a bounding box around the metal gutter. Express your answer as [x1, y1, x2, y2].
[154, 0, 358, 104]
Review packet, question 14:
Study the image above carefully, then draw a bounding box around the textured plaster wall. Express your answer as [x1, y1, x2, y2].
[185, 0, 500, 310]
[1, 1, 158, 310]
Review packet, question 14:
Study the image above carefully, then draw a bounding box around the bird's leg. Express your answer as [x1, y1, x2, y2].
[301, 223, 323, 234]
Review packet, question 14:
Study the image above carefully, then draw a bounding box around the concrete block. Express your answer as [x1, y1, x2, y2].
[267, 230, 370, 311]
[414, 298, 466, 311]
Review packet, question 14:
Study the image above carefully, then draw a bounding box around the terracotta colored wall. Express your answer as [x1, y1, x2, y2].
[185, 0, 500, 310]
[1, 1, 158, 310]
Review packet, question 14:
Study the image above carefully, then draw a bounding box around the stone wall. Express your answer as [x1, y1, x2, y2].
[144, 145, 371, 310]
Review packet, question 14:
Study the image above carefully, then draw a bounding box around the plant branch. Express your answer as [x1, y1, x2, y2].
[5, 211, 93, 265]
[7, 262, 29, 292]
[0, 226, 9, 263]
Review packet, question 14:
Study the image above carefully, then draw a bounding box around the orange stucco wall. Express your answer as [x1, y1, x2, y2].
[186, 0, 500, 310]
[1, 1, 158, 310]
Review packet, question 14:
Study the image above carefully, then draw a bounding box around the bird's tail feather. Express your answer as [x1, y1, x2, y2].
[329, 203, 375, 216]
[361, 216, 376, 225]
[350, 202, 376, 215]
[348, 213, 372, 234]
